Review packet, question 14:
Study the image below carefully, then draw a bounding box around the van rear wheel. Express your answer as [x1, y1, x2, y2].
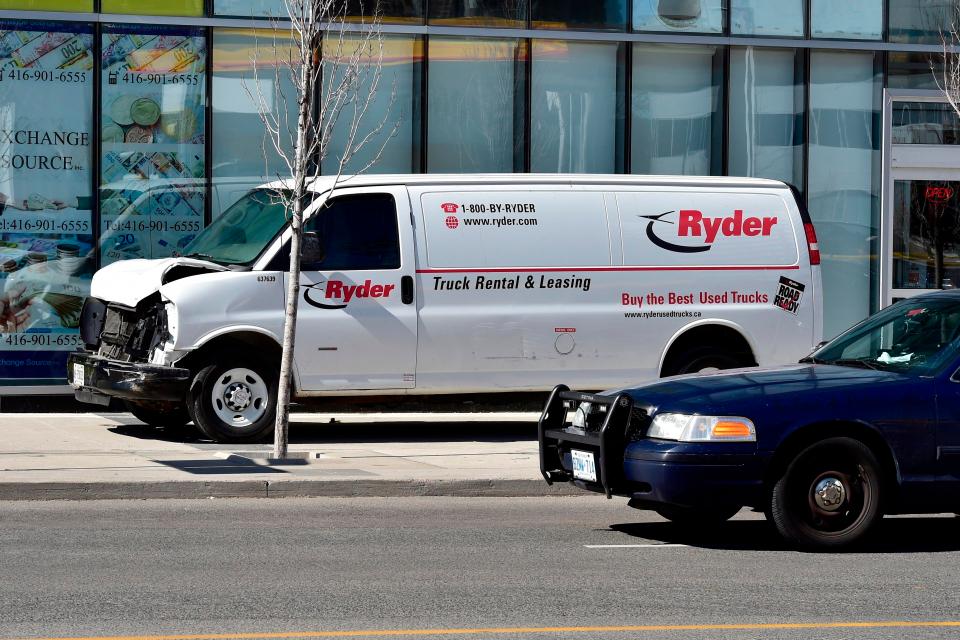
[663, 346, 749, 376]
[189, 358, 278, 443]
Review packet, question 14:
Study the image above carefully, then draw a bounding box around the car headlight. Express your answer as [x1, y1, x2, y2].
[647, 413, 756, 442]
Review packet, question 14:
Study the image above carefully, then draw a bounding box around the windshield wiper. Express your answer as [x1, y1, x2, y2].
[183, 252, 218, 261]
[799, 356, 822, 364]
[826, 358, 882, 371]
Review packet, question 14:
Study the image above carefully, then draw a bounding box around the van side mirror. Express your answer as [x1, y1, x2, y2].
[301, 231, 324, 267]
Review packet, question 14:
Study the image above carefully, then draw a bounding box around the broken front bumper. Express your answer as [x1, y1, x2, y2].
[67, 351, 190, 405]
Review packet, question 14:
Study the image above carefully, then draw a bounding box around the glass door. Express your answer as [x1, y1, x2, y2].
[891, 176, 960, 301]
[883, 92, 960, 305]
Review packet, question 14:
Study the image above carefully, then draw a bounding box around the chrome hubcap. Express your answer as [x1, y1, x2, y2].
[813, 477, 846, 512]
[211, 367, 269, 428]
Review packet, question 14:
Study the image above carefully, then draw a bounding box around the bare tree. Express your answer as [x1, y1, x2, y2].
[936, 3, 960, 122]
[247, 0, 398, 458]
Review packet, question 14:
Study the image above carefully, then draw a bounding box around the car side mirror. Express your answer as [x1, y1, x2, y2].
[300, 231, 324, 267]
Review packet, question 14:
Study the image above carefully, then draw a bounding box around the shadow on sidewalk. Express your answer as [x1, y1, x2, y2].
[109, 418, 538, 445]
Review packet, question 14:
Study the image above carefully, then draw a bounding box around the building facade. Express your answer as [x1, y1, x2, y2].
[0, 0, 956, 388]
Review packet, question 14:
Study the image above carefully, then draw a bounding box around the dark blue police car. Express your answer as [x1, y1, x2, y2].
[539, 291, 960, 549]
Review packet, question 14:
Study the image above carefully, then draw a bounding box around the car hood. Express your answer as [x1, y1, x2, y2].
[617, 364, 909, 416]
[90, 257, 228, 307]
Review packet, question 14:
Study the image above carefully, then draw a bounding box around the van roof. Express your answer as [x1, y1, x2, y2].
[262, 174, 790, 193]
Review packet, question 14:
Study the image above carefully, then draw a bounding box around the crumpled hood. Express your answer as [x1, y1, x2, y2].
[616, 364, 906, 416]
[90, 257, 227, 307]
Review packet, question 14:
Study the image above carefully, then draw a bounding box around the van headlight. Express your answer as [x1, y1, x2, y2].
[647, 413, 756, 442]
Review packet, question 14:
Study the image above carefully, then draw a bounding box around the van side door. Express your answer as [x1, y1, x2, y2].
[280, 187, 417, 391]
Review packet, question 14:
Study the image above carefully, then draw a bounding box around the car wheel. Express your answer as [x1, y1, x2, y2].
[125, 400, 191, 430]
[663, 346, 749, 376]
[188, 358, 278, 443]
[770, 437, 882, 550]
[654, 504, 742, 525]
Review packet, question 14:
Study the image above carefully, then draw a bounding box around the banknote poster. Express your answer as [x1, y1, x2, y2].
[100, 25, 206, 266]
[0, 20, 94, 383]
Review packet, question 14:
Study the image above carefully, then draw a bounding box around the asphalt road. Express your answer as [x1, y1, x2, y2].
[1, 497, 959, 640]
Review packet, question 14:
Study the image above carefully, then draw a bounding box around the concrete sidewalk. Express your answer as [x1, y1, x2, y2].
[0, 412, 579, 500]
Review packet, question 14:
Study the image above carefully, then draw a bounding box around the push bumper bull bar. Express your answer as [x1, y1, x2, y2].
[538, 384, 635, 498]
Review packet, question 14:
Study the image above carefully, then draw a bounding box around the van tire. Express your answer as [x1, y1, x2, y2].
[125, 400, 191, 431]
[770, 437, 882, 550]
[662, 346, 749, 376]
[188, 358, 278, 444]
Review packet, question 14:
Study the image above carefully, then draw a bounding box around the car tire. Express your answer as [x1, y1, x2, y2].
[125, 400, 192, 431]
[663, 346, 749, 376]
[188, 357, 278, 444]
[654, 504, 742, 525]
[770, 437, 882, 550]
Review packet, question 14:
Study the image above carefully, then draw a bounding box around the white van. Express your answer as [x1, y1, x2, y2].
[68, 174, 823, 443]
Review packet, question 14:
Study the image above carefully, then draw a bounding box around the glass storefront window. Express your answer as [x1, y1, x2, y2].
[322, 34, 421, 175]
[428, 0, 526, 27]
[811, 0, 882, 40]
[346, 0, 424, 23]
[427, 37, 524, 173]
[532, 0, 627, 31]
[0, 0, 92, 10]
[632, 0, 723, 33]
[728, 47, 804, 190]
[892, 102, 960, 145]
[0, 20, 94, 383]
[214, 0, 285, 17]
[100, 25, 207, 266]
[889, 0, 954, 44]
[808, 50, 881, 338]
[894, 180, 960, 290]
[632, 44, 722, 176]
[212, 29, 297, 217]
[730, 0, 805, 37]
[888, 52, 942, 90]
[531, 40, 624, 173]
[102, 0, 203, 17]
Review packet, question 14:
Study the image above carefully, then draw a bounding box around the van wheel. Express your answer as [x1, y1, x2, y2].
[770, 437, 882, 550]
[655, 504, 741, 525]
[663, 346, 748, 376]
[125, 400, 191, 430]
[189, 358, 278, 443]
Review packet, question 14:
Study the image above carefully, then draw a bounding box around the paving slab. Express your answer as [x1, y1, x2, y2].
[0, 411, 580, 500]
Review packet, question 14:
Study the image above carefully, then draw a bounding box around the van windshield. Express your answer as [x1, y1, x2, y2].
[181, 189, 289, 265]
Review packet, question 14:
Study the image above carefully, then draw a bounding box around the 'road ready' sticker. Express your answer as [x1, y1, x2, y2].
[774, 276, 805, 314]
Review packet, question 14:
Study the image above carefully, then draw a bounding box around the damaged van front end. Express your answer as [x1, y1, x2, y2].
[67, 257, 226, 406]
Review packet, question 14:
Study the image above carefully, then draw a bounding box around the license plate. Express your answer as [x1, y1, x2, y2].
[72, 363, 85, 388]
[571, 449, 597, 482]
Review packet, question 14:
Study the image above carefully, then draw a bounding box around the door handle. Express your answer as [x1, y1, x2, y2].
[401, 275, 414, 305]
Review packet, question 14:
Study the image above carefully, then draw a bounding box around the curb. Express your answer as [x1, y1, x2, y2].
[0, 478, 585, 501]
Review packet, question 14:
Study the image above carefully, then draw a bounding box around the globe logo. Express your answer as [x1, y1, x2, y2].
[445, 215, 459, 229]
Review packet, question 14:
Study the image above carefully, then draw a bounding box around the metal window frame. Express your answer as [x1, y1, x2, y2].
[880, 88, 960, 308]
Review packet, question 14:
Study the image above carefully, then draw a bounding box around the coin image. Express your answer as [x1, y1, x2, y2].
[101, 123, 125, 143]
[125, 125, 153, 144]
[109, 94, 137, 126]
[131, 97, 161, 127]
[161, 109, 197, 143]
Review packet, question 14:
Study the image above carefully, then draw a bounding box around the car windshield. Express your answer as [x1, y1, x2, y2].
[180, 189, 289, 265]
[806, 296, 960, 374]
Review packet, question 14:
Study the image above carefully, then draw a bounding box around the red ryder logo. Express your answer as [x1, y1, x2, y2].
[441, 202, 460, 213]
[639, 209, 778, 254]
[304, 279, 395, 310]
